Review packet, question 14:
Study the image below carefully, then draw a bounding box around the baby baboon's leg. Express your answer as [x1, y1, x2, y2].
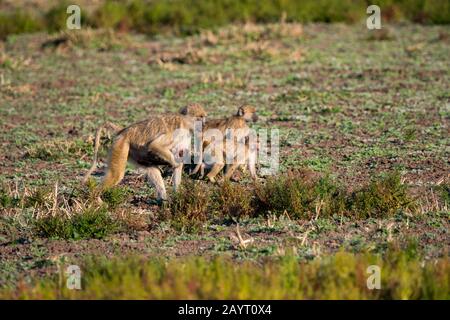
[224, 142, 248, 181]
[191, 162, 202, 175]
[224, 163, 240, 180]
[199, 163, 205, 178]
[206, 162, 225, 182]
[204, 142, 224, 182]
[145, 166, 167, 201]
[191, 162, 205, 178]
[190, 147, 203, 175]
[101, 136, 130, 190]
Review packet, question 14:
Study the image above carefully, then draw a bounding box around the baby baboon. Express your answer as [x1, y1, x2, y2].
[191, 105, 258, 182]
[222, 134, 259, 181]
[86, 104, 207, 201]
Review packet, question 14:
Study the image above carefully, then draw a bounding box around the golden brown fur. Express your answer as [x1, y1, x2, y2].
[87, 104, 207, 201]
[222, 134, 258, 181]
[191, 105, 258, 182]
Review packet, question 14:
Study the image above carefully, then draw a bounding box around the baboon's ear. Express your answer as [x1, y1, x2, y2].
[237, 107, 244, 116]
[179, 106, 188, 115]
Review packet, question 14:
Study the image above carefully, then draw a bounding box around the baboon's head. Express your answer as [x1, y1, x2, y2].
[237, 105, 258, 123]
[180, 103, 207, 123]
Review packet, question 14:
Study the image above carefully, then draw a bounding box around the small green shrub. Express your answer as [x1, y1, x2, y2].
[24, 188, 53, 208]
[161, 178, 212, 232]
[349, 172, 415, 218]
[254, 170, 414, 219]
[212, 181, 255, 219]
[91, 0, 129, 29]
[314, 177, 348, 216]
[44, 2, 74, 32]
[101, 186, 131, 209]
[0, 190, 20, 208]
[34, 206, 119, 240]
[155, 170, 417, 226]
[0, 11, 44, 40]
[255, 170, 345, 218]
[436, 183, 449, 205]
[24, 148, 59, 161]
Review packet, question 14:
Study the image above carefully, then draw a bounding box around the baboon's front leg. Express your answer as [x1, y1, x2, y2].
[247, 161, 257, 180]
[247, 147, 257, 180]
[145, 166, 167, 201]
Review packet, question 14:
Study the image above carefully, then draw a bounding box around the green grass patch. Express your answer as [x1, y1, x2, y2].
[0, 190, 21, 208]
[212, 181, 256, 218]
[23, 139, 93, 162]
[255, 170, 347, 219]
[0, 10, 44, 40]
[161, 178, 212, 232]
[349, 172, 416, 218]
[2, 248, 448, 299]
[0, 0, 449, 39]
[101, 186, 131, 209]
[34, 206, 119, 240]
[436, 183, 450, 205]
[159, 170, 416, 230]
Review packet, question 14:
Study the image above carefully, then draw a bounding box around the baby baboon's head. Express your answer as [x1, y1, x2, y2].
[180, 103, 207, 123]
[237, 105, 258, 123]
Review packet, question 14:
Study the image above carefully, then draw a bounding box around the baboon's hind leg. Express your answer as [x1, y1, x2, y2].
[148, 137, 179, 168]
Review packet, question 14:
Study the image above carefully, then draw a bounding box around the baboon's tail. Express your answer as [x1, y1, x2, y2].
[83, 122, 122, 184]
